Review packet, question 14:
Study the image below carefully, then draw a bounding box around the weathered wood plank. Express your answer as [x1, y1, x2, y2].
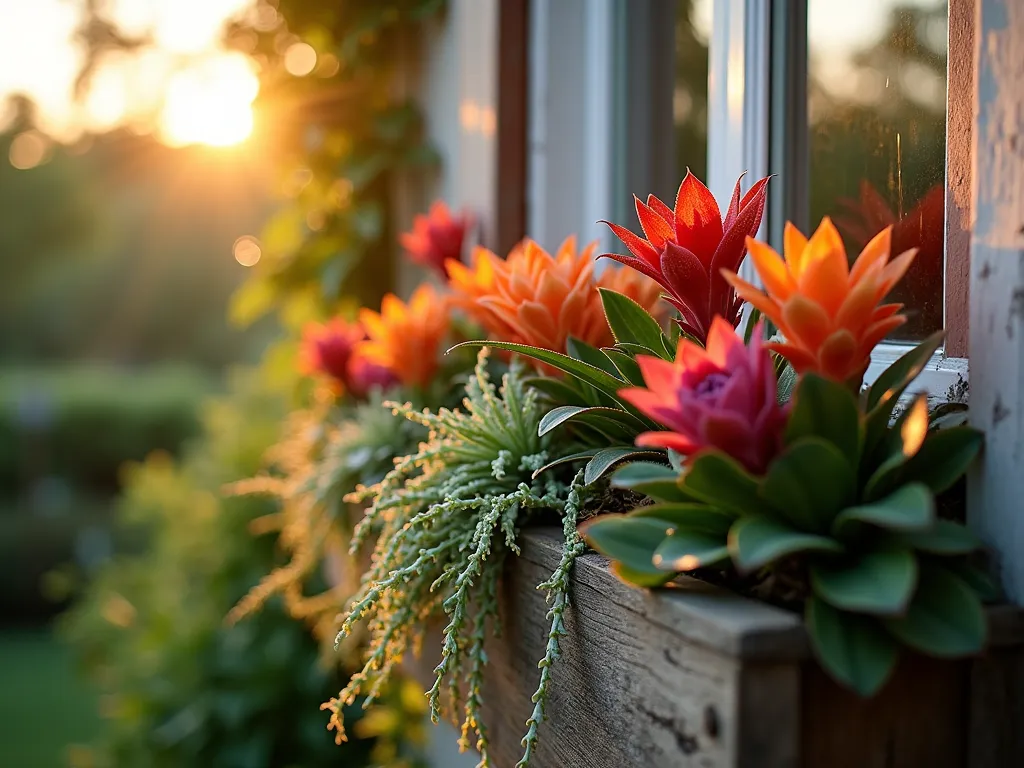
[479, 528, 801, 768]
[407, 528, 1024, 767]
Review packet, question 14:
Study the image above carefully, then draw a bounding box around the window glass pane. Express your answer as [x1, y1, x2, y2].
[675, 0, 712, 183]
[808, 0, 947, 340]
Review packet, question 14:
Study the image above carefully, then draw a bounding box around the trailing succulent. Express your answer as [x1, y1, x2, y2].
[583, 332, 993, 696]
[228, 390, 426, 638]
[326, 351, 589, 768]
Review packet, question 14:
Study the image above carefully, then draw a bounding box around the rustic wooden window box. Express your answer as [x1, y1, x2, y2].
[432, 527, 1024, 768]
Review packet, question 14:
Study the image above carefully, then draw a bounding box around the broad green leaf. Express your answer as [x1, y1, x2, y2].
[862, 332, 945, 456]
[945, 560, 1002, 602]
[631, 503, 734, 534]
[866, 331, 945, 411]
[811, 544, 917, 616]
[531, 449, 597, 478]
[602, 348, 645, 384]
[894, 519, 981, 555]
[653, 530, 730, 572]
[599, 288, 667, 355]
[862, 397, 931, 501]
[832, 483, 935, 539]
[760, 438, 856, 532]
[580, 514, 670, 576]
[785, 374, 861, 468]
[572, 413, 645, 443]
[806, 596, 899, 697]
[585, 447, 662, 486]
[901, 426, 983, 495]
[450, 341, 627, 402]
[538, 405, 644, 437]
[680, 451, 763, 516]
[610, 560, 676, 587]
[883, 563, 986, 657]
[567, 336, 623, 377]
[729, 516, 843, 573]
[611, 462, 694, 502]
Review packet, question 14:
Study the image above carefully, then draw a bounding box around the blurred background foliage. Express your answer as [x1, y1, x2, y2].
[2, 0, 442, 765]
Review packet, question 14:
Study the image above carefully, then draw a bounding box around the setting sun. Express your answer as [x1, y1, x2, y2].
[159, 54, 259, 148]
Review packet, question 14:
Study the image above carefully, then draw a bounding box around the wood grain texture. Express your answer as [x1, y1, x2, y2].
[945, 0, 975, 358]
[802, 654, 969, 768]
[479, 528, 801, 768]
[406, 529, 1024, 767]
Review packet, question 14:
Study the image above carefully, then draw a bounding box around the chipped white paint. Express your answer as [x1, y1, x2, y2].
[968, 0, 1024, 604]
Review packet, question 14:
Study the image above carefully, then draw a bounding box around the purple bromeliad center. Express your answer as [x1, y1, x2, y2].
[694, 371, 730, 400]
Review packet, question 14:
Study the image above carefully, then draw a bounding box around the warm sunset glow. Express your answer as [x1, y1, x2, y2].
[159, 54, 260, 148]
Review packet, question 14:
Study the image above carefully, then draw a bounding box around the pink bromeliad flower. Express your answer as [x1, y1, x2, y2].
[400, 201, 470, 277]
[619, 317, 786, 474]
[601, 172, 769, 345]
[345, 353, 399, 398]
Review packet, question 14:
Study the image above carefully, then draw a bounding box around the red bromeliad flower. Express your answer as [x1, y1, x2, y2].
[619, 317, 786, 474]
[601, 172, 769, 344]
[299, 318, 365, 392]
[400, 201, 470, 278]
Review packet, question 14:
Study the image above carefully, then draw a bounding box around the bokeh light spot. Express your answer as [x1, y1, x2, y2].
[9, 131, 49, 169]
[284, 43, 317, 77]
[233, 235, 262, 266]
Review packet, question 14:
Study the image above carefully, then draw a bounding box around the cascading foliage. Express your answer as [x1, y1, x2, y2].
[326, 350, 587, 768]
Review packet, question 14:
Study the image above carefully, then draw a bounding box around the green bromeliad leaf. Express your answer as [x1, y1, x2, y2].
[806, 596, 899, 697]
[760, 438, 856, 533]
[609, 560, 676, 588]
[566, 336, 623, 377]
[785, 373, 861, 468]
[810, 544, 917, 616]
[584, 447, 663, 486]
[601, 348, 645, 384]
[831, 483, 935, 539]
[883, 563, 986, 657]
[610, 462, 691, 501]
[866, 331, 945, 412]
[631, 502, 734, 533]
[680, 451, 762, 515]
[893, 519, 981, 555]
[580, 514, 668, 580]
[900, 426, 984, 494]
[537, 405, 645, 438]
[599, 288, 668, 357]
[653, 529, 730, 572]
[728, 515, 842, 573]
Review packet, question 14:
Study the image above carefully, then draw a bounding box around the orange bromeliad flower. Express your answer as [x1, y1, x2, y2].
[446, 236, 663, 353]
[722, 218, 917, 384]
[356, 284, 449, 389]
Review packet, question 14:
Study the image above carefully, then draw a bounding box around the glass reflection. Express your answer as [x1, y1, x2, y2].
[809, 0, 947, 340]
[675, 0, 711, 183]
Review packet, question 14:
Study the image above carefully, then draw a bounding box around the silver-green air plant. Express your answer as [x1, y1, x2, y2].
[325, 350, 586, 768]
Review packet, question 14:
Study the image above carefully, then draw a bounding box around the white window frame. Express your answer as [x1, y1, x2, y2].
[707, 0, 969, 402]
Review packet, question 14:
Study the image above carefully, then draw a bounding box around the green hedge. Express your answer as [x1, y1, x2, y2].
[0, 364, 212, 495]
